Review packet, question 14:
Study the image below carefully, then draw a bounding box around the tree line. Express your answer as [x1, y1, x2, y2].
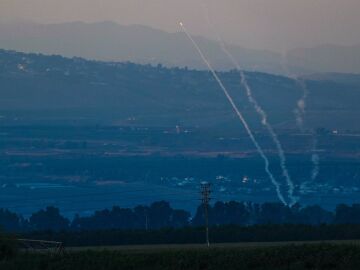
[4, 201, 360, 233]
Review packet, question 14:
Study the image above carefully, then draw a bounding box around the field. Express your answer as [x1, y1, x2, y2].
[6, 241, 360, 270]
[65, 239, 360, 252]
[2, 125, 360, 218]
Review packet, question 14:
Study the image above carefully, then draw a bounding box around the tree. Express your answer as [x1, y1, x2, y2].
[148, 201, 173, 229]
[299, 205, 333, 225]
[258, 203, 294, 224]
[29, 207, 69, 231]
[210, 201, 250, 226]
[134, 205, 150, 230]
[192, 205, 206, 227]
[170, 209, 190, 228]
[334, 204, 360, 224]
[0, 209, 23, 232]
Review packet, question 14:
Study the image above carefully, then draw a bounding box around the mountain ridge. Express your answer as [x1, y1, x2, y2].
[0, 21, 285, 74]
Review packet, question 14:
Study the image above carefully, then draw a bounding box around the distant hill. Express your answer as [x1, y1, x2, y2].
[0, 21, 285, 75]
[0, 49, 359, 130]
[2, 22, 360, 76]
[2, 21, 359, 76]
[288, 44, 360, 74]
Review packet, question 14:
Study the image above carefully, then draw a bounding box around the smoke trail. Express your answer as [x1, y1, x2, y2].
[281, 51, 308, 132]
[282, 51, 320, 181]
[200, 3, 297, 205]
[221, 50, 297, 205]
[294, 79, 308, 133]
[311, 136, 320, 181]
[179, 22, 287, 205]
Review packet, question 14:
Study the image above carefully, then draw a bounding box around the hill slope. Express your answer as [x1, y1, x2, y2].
[0, 49, 359, 130]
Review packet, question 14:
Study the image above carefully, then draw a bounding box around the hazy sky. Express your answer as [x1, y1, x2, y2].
[1, 0, 359, 51]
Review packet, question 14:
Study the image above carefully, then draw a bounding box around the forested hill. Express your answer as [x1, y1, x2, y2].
[1, 49, 360, 130]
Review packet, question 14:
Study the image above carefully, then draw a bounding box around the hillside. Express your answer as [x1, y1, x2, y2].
[1, 49, 360, 130]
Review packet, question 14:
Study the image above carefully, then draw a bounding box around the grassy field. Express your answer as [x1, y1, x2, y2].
[3, 241, 360, 269]
[66, 239, 360, 252]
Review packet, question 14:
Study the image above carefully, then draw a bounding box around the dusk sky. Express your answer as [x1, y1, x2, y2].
[1, 0, 359, 51]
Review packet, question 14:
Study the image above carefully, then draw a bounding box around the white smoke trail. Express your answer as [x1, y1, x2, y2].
[311, 136, 320, 181]
[179, 22, 287, 205]
[281, 51, 308, 132]
[294, 80, 308, 132]
[221, 51, 297, 206]
[200, 2, 297, 206]
[282, 51, 320, 182]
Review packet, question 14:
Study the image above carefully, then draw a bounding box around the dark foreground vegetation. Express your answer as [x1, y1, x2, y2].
[20, 224, 360, 247]
[3, 242, 360, 270]
[4, 201, 360, 232]
[9, 201, 360, 248]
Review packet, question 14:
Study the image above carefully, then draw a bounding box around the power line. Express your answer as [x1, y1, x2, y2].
[200, 183, 211, 247]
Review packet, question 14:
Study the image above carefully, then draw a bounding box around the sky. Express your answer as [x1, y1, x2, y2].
[1, 0, 359, 52]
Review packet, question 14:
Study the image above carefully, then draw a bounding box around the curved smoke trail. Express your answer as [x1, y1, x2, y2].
[179, 22, 287, 205]
[282, 51, 320, 182]
[200, 2, 297, 205]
